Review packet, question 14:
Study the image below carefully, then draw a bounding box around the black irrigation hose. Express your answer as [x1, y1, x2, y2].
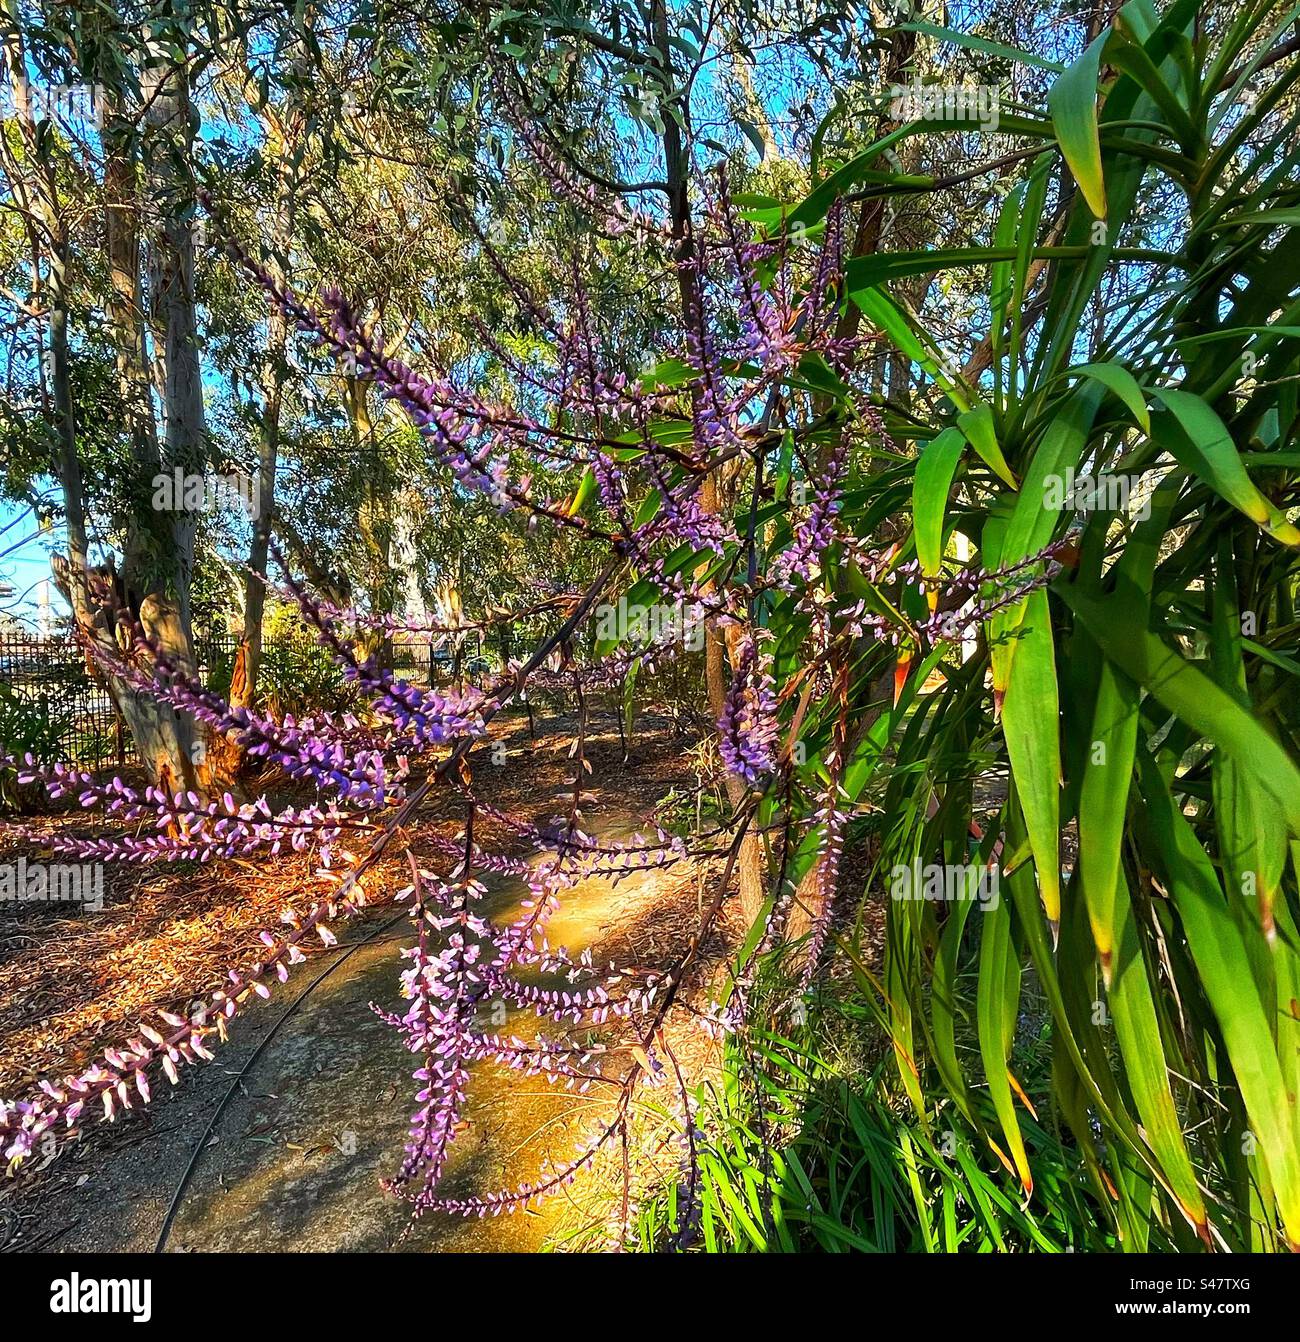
[153, 909, 407, 1253]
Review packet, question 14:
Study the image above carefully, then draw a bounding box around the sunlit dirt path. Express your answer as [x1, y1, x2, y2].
[1, 721, 729, 1252]
[7, 818, 711, 1252]
[161, 823, 701, 1252]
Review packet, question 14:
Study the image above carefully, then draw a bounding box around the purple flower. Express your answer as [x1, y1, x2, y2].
[772, 433, 848, 588]
[718, 637, 779, 786]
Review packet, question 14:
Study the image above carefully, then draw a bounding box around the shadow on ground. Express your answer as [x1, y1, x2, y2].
[5, 802, 708, 1253]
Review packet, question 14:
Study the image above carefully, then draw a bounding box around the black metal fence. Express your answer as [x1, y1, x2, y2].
[0, 631, 323, 767]
[0, 628, 493, 768]
[0, 631, 129, 766]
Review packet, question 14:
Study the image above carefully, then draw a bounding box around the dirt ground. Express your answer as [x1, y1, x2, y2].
[0, 711, 736, 1252]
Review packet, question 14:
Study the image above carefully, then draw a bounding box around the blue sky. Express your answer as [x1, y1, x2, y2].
[0, 497, 60, 628]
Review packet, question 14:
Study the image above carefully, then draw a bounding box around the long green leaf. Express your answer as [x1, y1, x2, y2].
[1048, 32, 1109, 218]
[957, 402, 1018, 489]
[912, 427, 966, 579]
[976, 891, 1033, 1194]
[1060, 582, 1300, 831]
[1001, 589, 1062, 929]
[1137, 752, 1300, 1248]
[1150, 388, 1300, 546]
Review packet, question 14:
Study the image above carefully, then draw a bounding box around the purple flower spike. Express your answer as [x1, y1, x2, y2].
[718, 637, 779, 786]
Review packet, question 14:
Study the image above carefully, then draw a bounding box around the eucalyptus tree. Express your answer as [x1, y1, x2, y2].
[0, 0, 214, 785]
